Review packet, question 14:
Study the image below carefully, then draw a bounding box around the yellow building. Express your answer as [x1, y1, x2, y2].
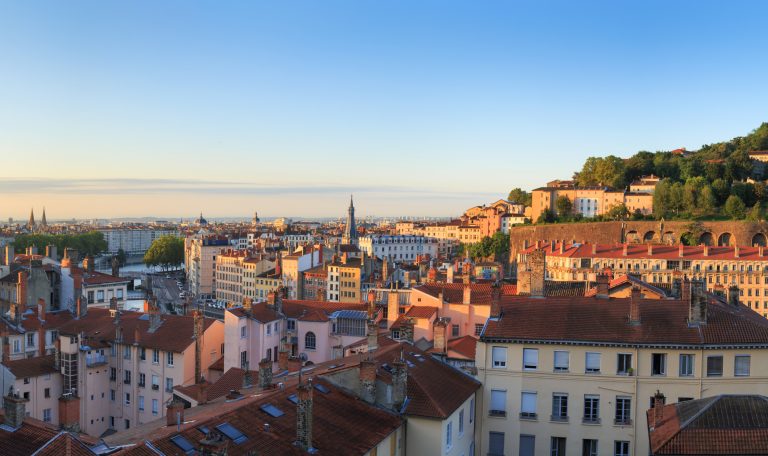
[531, 180, 653, 222]
[477, 282, 768, 456]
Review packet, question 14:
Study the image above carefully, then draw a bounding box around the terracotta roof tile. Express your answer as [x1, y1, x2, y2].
[4, 355, 57, 379]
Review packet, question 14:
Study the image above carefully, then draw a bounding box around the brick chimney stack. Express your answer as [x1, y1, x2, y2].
[727, 285, 740, 307]
[647, 244, 653, 256]
[3, 387, 28, 429]
[16, 271, 27, 309]
[400, 318, 415, 344]
[359, 359, 377, 404]
[652, 391, 666, 427]
[166, 399, 185, 428]
[529, 249, 546, 298]
[296, 378, 314, 452]
[258, 358, 273, 389]
[703, 244, 709, 257]
[490, 282, 502, 318]
[433, 318, 448, 354]
[761, 246, 765, 257]
[591, 243, 597, 255]
[391, 354, 408, 412]
[4, 245, 14, 266]
[679, 244, 684, 258]
[58, 392, 80, 432]
[734, 245, 740, 258]
[622, 244, 628, 257]
[689, 279, 708, 325]
[629, 286, 641, 325]
[83, 255, 94, 272]
[596, 274, 610, 299]
[367, 320, 378, 354]
[463, 284, 471, 304]
[243, 297, 253, 314]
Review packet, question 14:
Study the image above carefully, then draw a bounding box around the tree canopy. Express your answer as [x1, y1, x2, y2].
[12, 231, 107, 259]
[465, 232, 510, 262]
[507, 188, 532, 206]
[143, 235, 184, 271]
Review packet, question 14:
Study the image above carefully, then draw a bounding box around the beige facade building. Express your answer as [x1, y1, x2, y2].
[531, 180, 654, 222]
[477, 281, 768, 456]
[185, 236, 229, 297]
[214, 250, 274, 304]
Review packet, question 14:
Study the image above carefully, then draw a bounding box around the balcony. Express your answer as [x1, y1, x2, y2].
[519, 412, 538, 420]
[152, 384, 159, 391]
[86, 354, 108, 367]
[488, 410, 506, 417]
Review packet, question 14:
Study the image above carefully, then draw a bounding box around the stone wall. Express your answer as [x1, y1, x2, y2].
[509, 220, 768, 264]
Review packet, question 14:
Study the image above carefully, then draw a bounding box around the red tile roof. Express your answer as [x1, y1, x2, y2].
[446, 336, 477, 360]
[4, 355, 57, 379]
[414, 282, 516, 305]
[0, 415, 94, 456]
[57, 308, 217, 353]
[648, 395, 768, 455]
[522, 242, 768, 261]
[404, 306, 438, 319]
[483, 295, 768, 347]
[230, 300, 367, 324]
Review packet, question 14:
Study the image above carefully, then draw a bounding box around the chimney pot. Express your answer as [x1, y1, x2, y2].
[629, 286, 641, 325]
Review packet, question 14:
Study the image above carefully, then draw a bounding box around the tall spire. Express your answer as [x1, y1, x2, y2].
[27, 208, 35, 230]
[342, 195, 358, 246]
[40, 207, 47, 227]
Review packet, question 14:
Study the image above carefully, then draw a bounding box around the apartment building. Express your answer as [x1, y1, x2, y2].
[55, 306, 224, 436]
[477, 281, 768, 456]
[531, 180, 653, 222]
[184, 236, 229, 297]
[359, 234, 438, 263]
[214, 250, 274, 304]
[519, 242, 768, 316]
[281, 245, 323, 300]
[99, 227, 177, 255]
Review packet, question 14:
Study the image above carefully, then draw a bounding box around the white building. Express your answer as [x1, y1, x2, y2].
[99, 228, 177, 255]
[359, 235, 438, 263]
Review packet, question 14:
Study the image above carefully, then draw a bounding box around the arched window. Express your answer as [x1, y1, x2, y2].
[305, 332, 316, 350]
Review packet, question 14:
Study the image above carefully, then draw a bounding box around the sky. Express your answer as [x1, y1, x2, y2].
[1, 1, 767, 220]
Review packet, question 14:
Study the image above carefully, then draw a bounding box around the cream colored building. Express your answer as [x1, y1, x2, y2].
[214, 250, 274, 304]
[185, 236, 229, 297]
[477, 282, 768, 456]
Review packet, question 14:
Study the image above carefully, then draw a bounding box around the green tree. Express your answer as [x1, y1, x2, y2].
[116, 248, 127, 267]
[575, 156, 626, 188]
[507, 188, 532, 206]
[680, 222, 706, 246]
[606, 204, 630, 220]
[143, 235, 184, 271]
[555, 195, 572, 218]
[746, 203, 765, 222]
[724, 195, 747, 219]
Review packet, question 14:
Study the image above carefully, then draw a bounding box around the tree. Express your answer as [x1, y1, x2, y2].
[680, 222, 706, 246]
[724, 195, 747, 219]
[746, 203, 764, 222]
[116, 248, 127, 267]
[12, 231, 107, 258]
[555, 195, 572, 218]
[575, 156, 626, 188]
[507, 188, 532, 206]
[143, 235, 184, 271]
[606, 204, 630, 220]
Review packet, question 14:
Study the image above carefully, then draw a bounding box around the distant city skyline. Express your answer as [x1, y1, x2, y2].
[2, 1, 767, 217]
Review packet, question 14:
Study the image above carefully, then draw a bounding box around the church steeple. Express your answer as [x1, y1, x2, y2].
[27, 208, 36, 230]
[40, 207, 47, 227]
[342, 195, 358, 246]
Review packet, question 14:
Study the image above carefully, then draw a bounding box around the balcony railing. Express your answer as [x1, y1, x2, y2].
[86, 354, 108, 367]
[152, 384, 159, 390]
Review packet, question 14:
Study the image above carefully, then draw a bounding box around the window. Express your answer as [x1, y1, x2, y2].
[153, 349, 160, 364]
[679, 354, 694, 377]
[97, 290, 105, 302]
[117, 289, 124, 299]
[582, 439, 598, 456]
[451, 324, 459, 337]
[139, 373, 146, 387]
[124, 370, 132, 384]
[617, 353, 632, 375]
[152, 399, 159, 415]
[27, 333, 35, 347]
[520, 435, 535, 456]
[551, 393, 568, 421]
[43, 408, 51, 423]
[492, 347, 507, 368]
[521, 392, 537, 419]
[110, 389, 115, 401]
[44, 388, 50, 398]
[240, 326, 247, 338]
[458, 409, 464, 435]
[585, 352, 601, 373]
[266, 324, 271, 336]
[166, 377, 173, 393]
[110, 367, 117, 381]
[125, 419, 130, 430]
[124, 392, 131, 405]
[551, 437, 566, 456]
[151, 375, 159, 390]
[651, 353, 666, 376]
[615, 397, 632, 425]
[240, 350, 248, 369]
[287, 319, 296, 331]
[707, 355, 724, 377]
[735, 355, 751, 376]
[553, 351, 569, 372]
[475, 324, 484, 336]
[522, 348, 539, 370]
[305, 332, 316, 350]
[139, 347, 146, 360]
[167, 351, 174, 366]
[614, 441, 630, 456]
[489, 389, 506, 416]
[488, 432, 504, 456]
[583, 395, 600, 424]
[123, 345, 131, 360]
[446, 421, 452, 450]
[138, 396, 145, 411]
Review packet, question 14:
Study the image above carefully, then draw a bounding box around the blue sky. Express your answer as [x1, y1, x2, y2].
[1, 1, 767, 219]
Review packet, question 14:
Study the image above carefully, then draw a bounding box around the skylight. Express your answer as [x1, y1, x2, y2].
[170, 435, 196, 455]
[216, 423, 248, 444]
[260, 404, 285, 418]
[287, 394, 298, 404]
[314, 383, 330, 394]
[197, 425, 210, 435]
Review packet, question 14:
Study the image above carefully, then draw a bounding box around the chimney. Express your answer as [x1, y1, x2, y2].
[111, 255, 120, 278]
[529, 249, 546, 298]
[194, 310, 204, 384]
[359, 359, 377, 404]
[3, 388, 27, 429]
[267, 291, 276, 307]
[258, 358, 273, 388]
[400, 318, 415, 344]
[278, 348, 289, 371]
[367, 290, 376, 317]
[149, 298, 162, 332]
[761, 246, 765, 257]
[198, 383, 209, 406]
[596, 274, 610, 299]
[367, 320, 378, 354]
[275, 287, 284, 314]
[2, 338, 10, 364]
[166, 399, 185, 427]
[54, 338, 60, 370]
[629, 287, 641, 325]
[296, 378, 314, 452]
[703, 245, 709, 257]
[387, 291, 400, 328]
[622, 244, 628, 257]
[463, 284, 471, 304]
[45, 245, 57, 261]
[559, 241, 565, 254]
[242, 365, 253, 389]
[446, 265, 454, 283]
[16, 271, 27, 308]
[689, 279, 708, 325]
[58, 393, 80, 432]
[734, 245, 740, 258]
[110, 297, 119, 319]
[550, 240, 556, 252]
[727, 285, 740, 307]
[591, 243, 597, 255]
[243, 297, 253, 314]
[391, 355, 408, 411]
[75, 296, 86, 319]
[490, 282, 502, 318]
[647, 244, 653, 255]
[433, 318, 448, 354]
[678, 244, 684, 258]
[83, 255, 94, 272]
[4, 244, 14, 266]
[523, 239, 530, 250]
[652, 391, 666, 427]
[681, 276, 691, 303]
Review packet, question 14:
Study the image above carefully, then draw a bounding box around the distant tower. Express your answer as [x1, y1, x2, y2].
[252, 211, 260, 226]
[195, 212, 208, 226]
[40, 207, 47, 228]
[341, 195, 358, 246]
[27, 208, 36, 230]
